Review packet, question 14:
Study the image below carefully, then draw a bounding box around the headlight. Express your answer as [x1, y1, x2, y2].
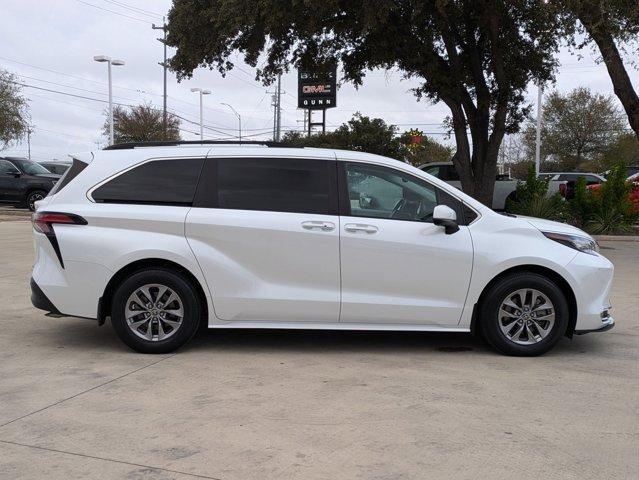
[542, 232, 599, 255]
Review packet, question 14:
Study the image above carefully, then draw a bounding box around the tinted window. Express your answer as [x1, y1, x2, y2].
[93, 158, 204, 205]
[12, 158, 51, 175]
[422, 165, 441, 178]
[216, 158, 331, 214]
[0, 160, 20, 175]
[443, 165, 460, 181]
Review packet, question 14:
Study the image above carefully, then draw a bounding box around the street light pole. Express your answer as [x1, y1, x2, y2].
[191, 88, 211, 140]
[94, 55, 125, 146]
[221, 103, 242, 141]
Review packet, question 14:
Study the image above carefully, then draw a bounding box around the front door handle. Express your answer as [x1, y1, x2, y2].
[344, 223, 378, 234]
[302, 221, 335, 232]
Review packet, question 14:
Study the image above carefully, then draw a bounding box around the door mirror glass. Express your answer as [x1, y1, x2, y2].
[433, 205, 459, 234]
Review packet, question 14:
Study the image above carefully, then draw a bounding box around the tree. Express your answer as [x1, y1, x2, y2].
[0, 69, 29, 149]
[398, 129, 454, 167]
[281, 113, 402, 157]
[521, 88, 626, 171]
[165, 0, 561, 206]
[561, 1, 639, 140]
[600, 132, 639, 170]
[104, 103, 181, 144]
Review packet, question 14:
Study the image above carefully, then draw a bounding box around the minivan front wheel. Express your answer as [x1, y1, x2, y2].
[480, 272, 568, 356]
[111, 269, 201, 353]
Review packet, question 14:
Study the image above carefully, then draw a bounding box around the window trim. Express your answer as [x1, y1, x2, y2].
[192, 156, 339, 216]
[337, 160, 480, 226]
[87, 156, 206, 206]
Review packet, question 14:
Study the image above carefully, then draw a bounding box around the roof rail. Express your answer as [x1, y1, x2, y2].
[103, 140, 295, 150]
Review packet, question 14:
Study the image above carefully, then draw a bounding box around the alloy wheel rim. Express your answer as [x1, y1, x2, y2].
[29, 193, 44, 210]
[125, 283, 184, 342]
[498, 288, 555, 345]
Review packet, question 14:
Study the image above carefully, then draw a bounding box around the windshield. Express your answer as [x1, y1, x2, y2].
[12, 158, 52, 175]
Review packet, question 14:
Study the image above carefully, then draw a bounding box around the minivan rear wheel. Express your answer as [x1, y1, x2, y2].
[111, 268, 201, 353]
[480, 272, 568, 356]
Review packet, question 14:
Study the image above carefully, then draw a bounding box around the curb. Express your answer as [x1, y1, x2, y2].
[594, 235, 639, 242]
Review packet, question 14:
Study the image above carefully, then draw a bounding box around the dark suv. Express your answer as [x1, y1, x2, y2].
[0, 157, 61, 211]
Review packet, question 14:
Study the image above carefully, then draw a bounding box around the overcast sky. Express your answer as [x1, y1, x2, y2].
[1, 0, 638, 162]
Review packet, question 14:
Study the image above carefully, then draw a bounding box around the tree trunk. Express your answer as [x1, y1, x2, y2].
[578, 7, 639, 140]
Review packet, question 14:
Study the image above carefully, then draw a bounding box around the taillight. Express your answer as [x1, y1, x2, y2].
[32, 212, 87, 268]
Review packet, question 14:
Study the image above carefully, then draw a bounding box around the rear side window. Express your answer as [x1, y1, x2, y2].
[49, 159, 87, 195]
[92, 158, 204, 205]
[215, 158, 332, 214]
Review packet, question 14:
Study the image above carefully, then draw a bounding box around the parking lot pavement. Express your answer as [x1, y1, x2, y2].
[0, 221, 637, 480]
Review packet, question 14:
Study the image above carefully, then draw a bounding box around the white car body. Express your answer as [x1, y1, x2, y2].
[30, 144, 614, 353]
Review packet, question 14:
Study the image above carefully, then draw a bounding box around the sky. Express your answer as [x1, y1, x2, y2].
[1, 0, 638, 162]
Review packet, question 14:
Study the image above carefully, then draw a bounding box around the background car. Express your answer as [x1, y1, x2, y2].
[0, 157, 61, 211]
[38, 161, 71, 175]
[587, 171, 639, 210]
[420, 162, 566, 209]
[539, 172, 606, 200]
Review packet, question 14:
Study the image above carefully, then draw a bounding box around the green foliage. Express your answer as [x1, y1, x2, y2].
[0, 69, 30, 149]
[522, 88, 627, 171]
[506, 166, 566, 220]
[105, 103, 181, 144]
[568, 165, 639, 234]
[281, 113, 452, 163]
[281, 113, 402, 158]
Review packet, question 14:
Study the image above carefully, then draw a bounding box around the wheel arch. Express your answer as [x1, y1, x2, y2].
[471, 264, 578, 338]
[98, 258, 209, 326]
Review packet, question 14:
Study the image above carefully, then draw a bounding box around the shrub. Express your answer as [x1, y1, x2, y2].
[568, 164, 639, 235]
[506, 166, 566, 221]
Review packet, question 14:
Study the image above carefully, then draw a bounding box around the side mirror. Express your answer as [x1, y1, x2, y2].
[12, 171, 21, 178]
[433, 205, 459, 234]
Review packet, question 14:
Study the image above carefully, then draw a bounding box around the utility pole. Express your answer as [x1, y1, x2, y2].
[275, 74, 282, 142]
[152, 19, 168, 138]
[535, 83, 543, 176]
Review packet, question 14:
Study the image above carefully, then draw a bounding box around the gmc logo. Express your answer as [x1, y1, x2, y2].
[302, 84, 329, 94]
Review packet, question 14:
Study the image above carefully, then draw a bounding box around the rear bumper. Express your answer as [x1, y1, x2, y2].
[30, 277, 61, 315]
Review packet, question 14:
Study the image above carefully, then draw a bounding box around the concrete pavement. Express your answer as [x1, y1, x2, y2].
[0, 221, 637, 479]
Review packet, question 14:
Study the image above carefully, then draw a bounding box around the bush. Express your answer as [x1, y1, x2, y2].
[569, 164, 639, 234]
[506, 166, 566, 221]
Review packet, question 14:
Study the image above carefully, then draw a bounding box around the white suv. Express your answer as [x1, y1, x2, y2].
[30, 142, 614, 355]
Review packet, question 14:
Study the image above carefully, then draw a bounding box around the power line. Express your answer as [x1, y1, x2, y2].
[75, 0, 153, 24]
[99, 0, 164, 19]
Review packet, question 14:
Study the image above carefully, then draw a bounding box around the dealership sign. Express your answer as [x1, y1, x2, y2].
[298, 68, 337, 110]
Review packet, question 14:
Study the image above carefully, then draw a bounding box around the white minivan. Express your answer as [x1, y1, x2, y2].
[30, 142, 614, 355]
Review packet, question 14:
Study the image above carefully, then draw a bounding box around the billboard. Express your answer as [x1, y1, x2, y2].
[298, 67, 337, 110]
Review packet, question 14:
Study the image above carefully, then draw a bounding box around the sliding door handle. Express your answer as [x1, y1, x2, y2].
[302, 221, 335, 232]
[344, 223, 378, 234]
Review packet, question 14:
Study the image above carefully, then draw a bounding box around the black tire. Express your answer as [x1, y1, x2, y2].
[479, 272, 569, 356]
[26, 190, 47, 211]
[111, 268, 201, 353]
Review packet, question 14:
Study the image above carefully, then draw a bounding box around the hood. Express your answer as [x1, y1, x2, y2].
[518, 215, 593, 239]
[34, 173, 62, 180]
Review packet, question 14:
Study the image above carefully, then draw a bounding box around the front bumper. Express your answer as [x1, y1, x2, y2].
[575, 316, 615, 335]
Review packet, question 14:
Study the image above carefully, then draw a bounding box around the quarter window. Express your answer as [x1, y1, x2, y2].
[92, 158, 204, 205]
[0, 160, 20, 175]
[215, 158, 331, 215]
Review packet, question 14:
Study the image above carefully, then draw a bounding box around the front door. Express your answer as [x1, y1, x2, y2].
[338, 161, 474, 325]
[0, 159, 21, 201]
[186, 156, 341, 323]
